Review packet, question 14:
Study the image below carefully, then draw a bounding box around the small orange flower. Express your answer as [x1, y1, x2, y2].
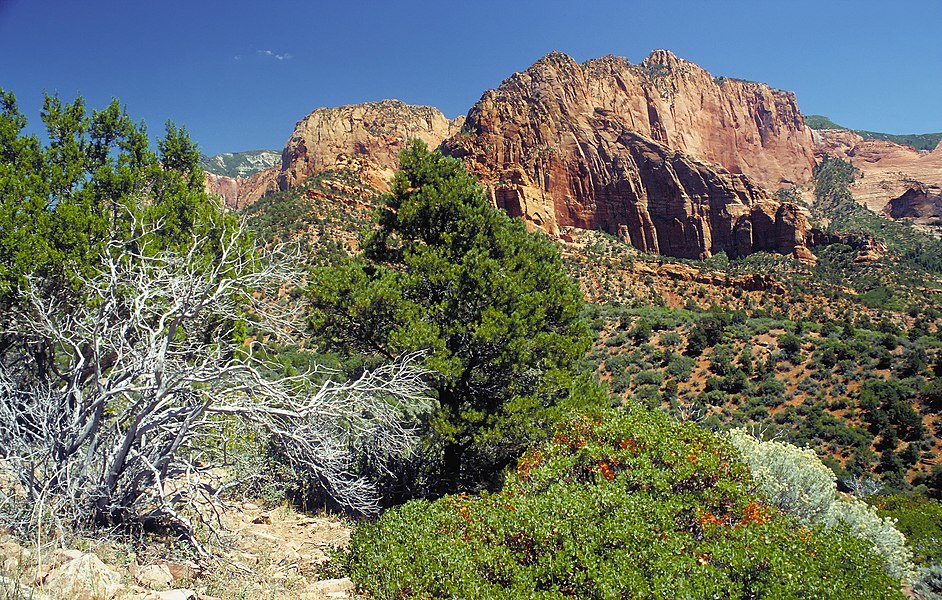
[598, 461, 616, 481]
[740, 500, 769, 526]
[697, 511, 730, 527]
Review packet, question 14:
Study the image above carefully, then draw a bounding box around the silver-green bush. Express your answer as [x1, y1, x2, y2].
[729, 428, 914, 579]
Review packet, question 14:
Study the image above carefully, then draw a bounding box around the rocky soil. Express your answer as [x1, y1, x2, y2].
[0, 502, 354, 600]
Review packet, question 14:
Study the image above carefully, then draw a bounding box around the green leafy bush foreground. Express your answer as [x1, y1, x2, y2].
[349, 406, 903, 598]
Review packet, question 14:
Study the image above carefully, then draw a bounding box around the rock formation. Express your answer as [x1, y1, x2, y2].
[277, 99, 464, 192]
[204, 100, 463, 209]
[445, 51, 813, 190]
[886, 185, 942, 226]
[813, 129, 942, 223]
[204, 165, 280, 210]
[443, 51, 817, 260]
[201, 149, 281, 178]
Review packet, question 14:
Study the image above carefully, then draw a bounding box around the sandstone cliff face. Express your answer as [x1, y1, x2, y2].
[204, 166, 280, 210]
[634, 50, 815, 190]
[443, 51, 816, 260]
[205, 100, 463, 209]
[449, 51, 813, 190]
[277, 100, 464, 192]
[813, 129, 942, 219]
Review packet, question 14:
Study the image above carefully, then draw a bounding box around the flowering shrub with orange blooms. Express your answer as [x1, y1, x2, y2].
[350, 405, 904, 598]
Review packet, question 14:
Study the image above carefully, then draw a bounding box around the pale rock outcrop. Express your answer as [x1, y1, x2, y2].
[135, 563, 174, 589]
[42, 553, 122, 599]
[277, 100, 464, 192]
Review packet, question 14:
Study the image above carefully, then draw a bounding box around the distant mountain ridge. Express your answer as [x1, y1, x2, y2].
[806, 115, 942, 152]
[200, 149, 281, 178]
[205, 50, 942, 251]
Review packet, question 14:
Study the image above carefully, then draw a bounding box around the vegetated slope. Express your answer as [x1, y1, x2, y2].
[567, 159, 942, 496]
[200, 149, 281, 177]
[238, 145, 935, 597]
[229, 51, 942, 501]
[806, 115, 942, 152]
[242, 145, 942, 501]
[242, 156, 378, 258]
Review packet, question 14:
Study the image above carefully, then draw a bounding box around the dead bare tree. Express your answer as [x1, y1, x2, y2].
[0, 214, 432, 550]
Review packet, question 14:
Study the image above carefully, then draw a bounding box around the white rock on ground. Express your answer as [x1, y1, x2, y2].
[42, 553, 122, 599]
[135, 563, 175, 589]
[311, 577, 354, 597]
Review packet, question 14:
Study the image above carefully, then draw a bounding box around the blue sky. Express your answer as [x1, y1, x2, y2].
[1, 0, 939, 156]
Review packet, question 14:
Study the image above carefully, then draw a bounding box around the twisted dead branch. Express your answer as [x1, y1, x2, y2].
[0, 215, 432, 550]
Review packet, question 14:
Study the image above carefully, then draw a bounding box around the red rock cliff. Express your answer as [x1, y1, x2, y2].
[204, 166, 280, 210]
[443, 51, 816, 260]
[450, 51, 813, 190]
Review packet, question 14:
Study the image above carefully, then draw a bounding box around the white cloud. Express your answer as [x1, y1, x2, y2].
[256, 49, 293, 61]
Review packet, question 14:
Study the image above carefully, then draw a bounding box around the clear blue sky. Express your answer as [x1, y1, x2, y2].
[1, 0, 939, 156]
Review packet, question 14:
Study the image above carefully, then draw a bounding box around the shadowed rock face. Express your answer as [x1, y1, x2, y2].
[443, 51, 816, 260]
[887, 186, 942, 225]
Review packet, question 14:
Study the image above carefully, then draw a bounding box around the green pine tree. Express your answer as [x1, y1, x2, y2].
[309, 140, 591, 493]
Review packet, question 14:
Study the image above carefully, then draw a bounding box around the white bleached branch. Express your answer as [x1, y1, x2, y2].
[0, 214, 432, 548]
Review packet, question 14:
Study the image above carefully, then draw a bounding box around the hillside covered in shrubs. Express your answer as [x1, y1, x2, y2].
[1, 92, 940, 598]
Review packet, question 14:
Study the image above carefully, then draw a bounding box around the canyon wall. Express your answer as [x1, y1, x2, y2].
[813, 129, 942, 222]
[443, 51, 817, 260]
[204, 166, 280, 210]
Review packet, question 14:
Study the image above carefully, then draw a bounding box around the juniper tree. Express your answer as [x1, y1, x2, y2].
[309, 140, 591, 493]
[0, 92, 432, 545]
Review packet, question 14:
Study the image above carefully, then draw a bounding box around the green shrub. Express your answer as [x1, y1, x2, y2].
[349, 407, 904, 598]
[659, 331, 682, 347]
[666, 354, 695, 380]
[778, 333, 803, 363]
[634, 369, 663, 387]
[871, 494, 942, 566]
